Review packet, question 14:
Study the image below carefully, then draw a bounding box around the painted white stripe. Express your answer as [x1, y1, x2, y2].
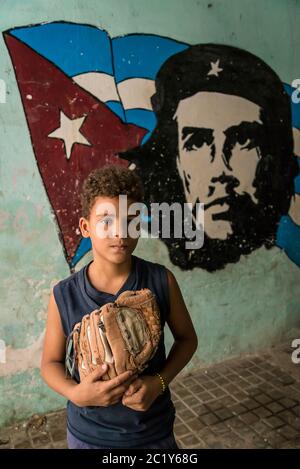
[117, 78, 155, 111]
[72, 74, 155, 112]
[293, 127, 300, 156]
[73, 72, 120, 103]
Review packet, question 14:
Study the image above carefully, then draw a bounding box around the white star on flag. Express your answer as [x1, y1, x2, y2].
[48, 111, 91, 160]
[207, 59, 223, 77]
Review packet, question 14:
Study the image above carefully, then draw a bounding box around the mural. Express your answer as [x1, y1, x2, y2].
[121, 44, 300, 271]
[3, 22, 300, 272]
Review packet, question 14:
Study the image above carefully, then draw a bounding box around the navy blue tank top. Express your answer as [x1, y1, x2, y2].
[53, 254, 176, 448]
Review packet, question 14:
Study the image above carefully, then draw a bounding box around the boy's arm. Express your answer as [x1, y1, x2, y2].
[40, 291, 135, 407]
[40, 291, 78, 400]
[122, 268, 198, 410]
[156, 267, 198, 385]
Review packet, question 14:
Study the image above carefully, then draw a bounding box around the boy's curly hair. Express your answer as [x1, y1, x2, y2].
[81, 165, 145, 218]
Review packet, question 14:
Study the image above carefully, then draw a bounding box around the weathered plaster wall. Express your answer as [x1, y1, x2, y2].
[0, 0, 299, 427]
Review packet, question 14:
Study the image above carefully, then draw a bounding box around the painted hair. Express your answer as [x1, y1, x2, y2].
[121, 44, 298, 216]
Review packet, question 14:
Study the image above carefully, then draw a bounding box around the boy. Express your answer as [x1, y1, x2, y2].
[41, 165, 198, 449]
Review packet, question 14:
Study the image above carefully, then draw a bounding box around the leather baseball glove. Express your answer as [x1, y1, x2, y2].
[65, 288, 162, 381]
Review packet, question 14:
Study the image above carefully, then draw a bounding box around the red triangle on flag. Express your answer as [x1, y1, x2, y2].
[4, 33, 146, 265]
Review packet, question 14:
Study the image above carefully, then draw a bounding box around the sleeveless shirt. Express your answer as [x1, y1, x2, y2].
[53, 254, 176, 448]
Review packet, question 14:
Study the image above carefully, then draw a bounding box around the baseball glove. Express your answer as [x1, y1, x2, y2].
[65, 288, 162, 381]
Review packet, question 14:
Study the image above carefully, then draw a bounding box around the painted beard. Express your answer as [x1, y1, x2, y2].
[124, 151, 289, 272]
[156, 190, 280, 272]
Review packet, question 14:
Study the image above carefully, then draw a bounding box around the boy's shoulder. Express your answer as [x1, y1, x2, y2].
[135, 254, 168, 273]
[53, 254, 168, 291]
[53, 264, 84, 292]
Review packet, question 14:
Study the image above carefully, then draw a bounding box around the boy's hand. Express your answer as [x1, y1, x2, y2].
[70, 364, 137, 407]
[121, 375, 162, 411]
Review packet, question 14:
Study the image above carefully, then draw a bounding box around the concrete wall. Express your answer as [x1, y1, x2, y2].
[0, 0, 299, 427]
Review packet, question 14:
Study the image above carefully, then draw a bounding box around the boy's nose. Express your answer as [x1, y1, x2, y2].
[111, 221, 127, 239]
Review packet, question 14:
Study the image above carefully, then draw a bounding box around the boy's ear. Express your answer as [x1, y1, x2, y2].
[79, 217, 90, 238]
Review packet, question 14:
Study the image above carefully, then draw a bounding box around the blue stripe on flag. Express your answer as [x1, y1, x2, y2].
[10, 22, 113, 77]
[284, 83, 300, 131]
[276, 215, 300, 267]
[105, 101, 126, 121]
[71, 237, 92, 267]
[125, 109, 157, 141]
[112, 34, 188, 83]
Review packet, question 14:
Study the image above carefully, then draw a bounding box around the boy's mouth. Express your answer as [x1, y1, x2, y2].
[110, 244, 128, 250]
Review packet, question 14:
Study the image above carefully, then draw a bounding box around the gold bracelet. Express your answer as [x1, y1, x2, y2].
[155, 372, 167, 394]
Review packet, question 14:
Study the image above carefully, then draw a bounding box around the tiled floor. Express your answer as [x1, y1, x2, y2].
[1, 343, 300, 449]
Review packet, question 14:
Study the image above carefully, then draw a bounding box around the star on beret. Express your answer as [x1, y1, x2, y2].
[207, 59, 223, 77]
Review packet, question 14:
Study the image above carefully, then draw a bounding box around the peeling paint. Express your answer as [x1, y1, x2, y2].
[0, 340, 6, 364]
[0, 0, 300, 430]
[0, 331, 44, 377]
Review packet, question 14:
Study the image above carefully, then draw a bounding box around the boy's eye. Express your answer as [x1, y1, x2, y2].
[101, 216, 114, 225]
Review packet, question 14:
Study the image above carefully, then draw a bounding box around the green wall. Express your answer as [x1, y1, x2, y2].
[0, 0, 299, 427]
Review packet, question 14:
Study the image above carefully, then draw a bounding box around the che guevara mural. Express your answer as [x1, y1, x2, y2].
[3, 21, 300, 272]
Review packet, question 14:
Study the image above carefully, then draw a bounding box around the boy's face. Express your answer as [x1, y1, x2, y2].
[79, 196, 140, 263]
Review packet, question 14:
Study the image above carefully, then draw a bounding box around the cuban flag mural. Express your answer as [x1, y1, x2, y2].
[3, 22, 187, 269]
[3, 21, 300, 272]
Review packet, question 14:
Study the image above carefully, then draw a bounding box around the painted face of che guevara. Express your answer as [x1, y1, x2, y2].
[175, 92, 264, 240]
